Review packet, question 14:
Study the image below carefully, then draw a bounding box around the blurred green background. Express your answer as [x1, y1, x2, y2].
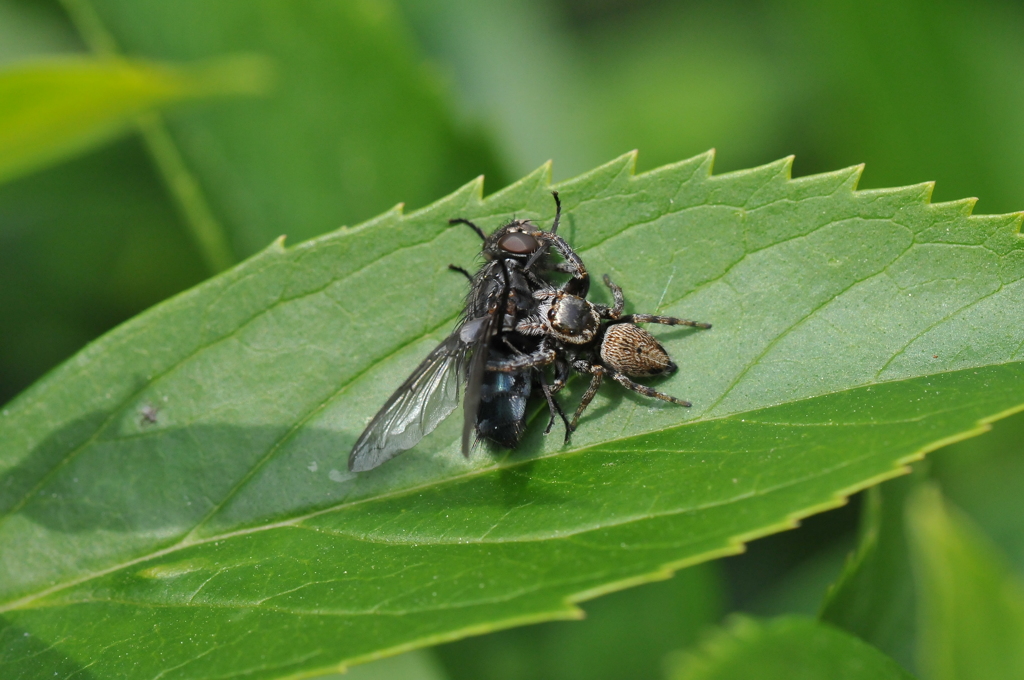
[2, 0, 1023, 678]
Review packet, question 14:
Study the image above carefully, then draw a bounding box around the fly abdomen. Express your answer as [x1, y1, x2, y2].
[476, 369, 531, 448]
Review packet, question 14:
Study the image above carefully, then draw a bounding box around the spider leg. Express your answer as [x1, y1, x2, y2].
[550, 357, 570, 394]
[524, 191, 565, 271]
[514, 317, 548, 336]
[601, 274, 624, 319]
[448, 264, 473, 282]
[486, 346, 556, 372]
[608, 371, 691, 406]
[619, 314, 711, 329]
[538, 371, 571, 438]
[449, 217, 486, 241]
[569, 362, 605, 430]
[552, 262, 579, 274]
[530, 287, 558, 301]
[529, 231, 589, 296]
[524, 268, 551, 290]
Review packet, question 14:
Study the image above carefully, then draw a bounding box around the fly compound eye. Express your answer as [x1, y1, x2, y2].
[498, 231, 540, 255]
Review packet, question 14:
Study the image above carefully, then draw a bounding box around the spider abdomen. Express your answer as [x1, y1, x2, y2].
[600, 323, 676, 377]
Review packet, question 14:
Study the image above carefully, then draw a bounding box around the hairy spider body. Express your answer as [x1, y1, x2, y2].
[486, 273, 711, 436]
[599, 323, 676, 376]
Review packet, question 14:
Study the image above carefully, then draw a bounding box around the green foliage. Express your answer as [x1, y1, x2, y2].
[667, 616, 917, 680]
[821, 478, 918, 670]
[5, 1, 1024, 676]
[819, 468, 1024, 680]
[0, 0, 503, 403]
[68, 0, 507, 260]
[332, 650, 450, 680]
[0, 55, 266, 185]
[436, 562, 723, 680]
[400, 0, 1024, 213]
[932, 409, 1024, 574]
[907, 485, 1024, 680]
[2, 150, 1024, 678]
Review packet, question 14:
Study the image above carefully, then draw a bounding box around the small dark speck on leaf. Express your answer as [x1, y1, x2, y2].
[139, 404, 159, 426]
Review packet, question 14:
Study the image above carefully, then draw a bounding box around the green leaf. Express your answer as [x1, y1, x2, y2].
[932, 409, 1024, 575]
[746, 538, 855, 619]
[666, 616, 917, 680]
[2, 152, 1024, 679]
[319, 650, 451, 680]
[68, 0, 508, 259]
[0, 135, 207, 405]
[907, 485, 1024, 680]
[435, 563, 723, 680]
[0, 55, 267, 185]
[820, 474, 920, 671]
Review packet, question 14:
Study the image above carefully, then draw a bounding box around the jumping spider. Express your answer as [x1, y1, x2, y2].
[487, 273, 711, 434]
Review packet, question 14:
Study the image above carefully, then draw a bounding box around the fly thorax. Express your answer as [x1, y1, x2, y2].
[548, 294, 598, 344]
[600, 323, 676, 376]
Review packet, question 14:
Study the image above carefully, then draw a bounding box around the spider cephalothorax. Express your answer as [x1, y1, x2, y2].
[517, 288, 602, 344]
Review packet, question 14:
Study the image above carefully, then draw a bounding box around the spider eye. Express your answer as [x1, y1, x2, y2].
[498, 232, 540, 255]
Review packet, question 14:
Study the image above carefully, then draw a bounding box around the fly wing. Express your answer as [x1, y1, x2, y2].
[348, 331, 471, 472]
[461, 259, 513, 457]
[460, 310, 499, 457]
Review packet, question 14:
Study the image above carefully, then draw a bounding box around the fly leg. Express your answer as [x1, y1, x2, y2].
[448, 264, 473, 282]
[449, 217, 486, 241]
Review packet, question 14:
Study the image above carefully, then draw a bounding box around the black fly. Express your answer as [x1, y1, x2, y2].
[349, 192, 583, 472]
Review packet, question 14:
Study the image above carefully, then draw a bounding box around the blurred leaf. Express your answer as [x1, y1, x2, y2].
[0, 0, 83, 63]
[931, 409, 1024, 576]
[0, 135, 207, 405]
[744, 537, 854, 619]
[820, 475, 920, 672]
[776, 0, 1024, 213]
[907, 485, 1024, 680]
[566, 2, 790, 176]
[0, 55, 267, 185]
[313, 650, 450, 680]
[396, 0, 790, 179]
[667, 616, 916, 680]
[406, 0, 1024, 215]
[0, 0, 210, 406]
[69, 0, 508, 258]
[3, 153, 1024, 679]
[395, 0, 606, 179]
[436, 563, 723, 680]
